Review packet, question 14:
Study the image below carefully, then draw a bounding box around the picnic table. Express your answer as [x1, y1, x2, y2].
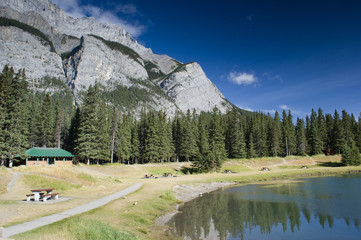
[29, 188, 54, 202]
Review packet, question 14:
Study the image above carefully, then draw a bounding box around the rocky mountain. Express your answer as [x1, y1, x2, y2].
[0, 0, 234, 115]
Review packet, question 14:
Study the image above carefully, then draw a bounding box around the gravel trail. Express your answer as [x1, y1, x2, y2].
[2, 183, 143, 238]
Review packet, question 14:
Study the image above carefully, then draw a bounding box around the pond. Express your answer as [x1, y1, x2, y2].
[168, 174, 361, 240]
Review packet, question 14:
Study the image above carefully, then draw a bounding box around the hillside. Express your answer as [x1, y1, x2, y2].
[0, 0, 236, 115]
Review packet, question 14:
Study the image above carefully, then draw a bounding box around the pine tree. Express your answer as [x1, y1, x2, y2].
[252, 114, 267, 157]
[317, 108, 327, 152]
[96, 101, 110, 163]
[38, 94, 55, 147]
[0, 67, 30, 166]
[247, 131, 256, 158]
[144, 111, 160, 163]
[172, 111, 182, 162]
[308, 109, 323, 155]
[193, 113, 211, 172]
[130, 120, 140, 164]
[342, 142, 361, 166]
[109, 107, 119, 164]
[350, 142, 361, 166]
[178, 110, 198, 161]
[157, 111, 174, 162]
[281, 110, 296, 156]
[27, 95, 41, 148]
[295, 118, 307, 156]
[342, 110, 354, 142]
[138, 109, 147, 164]
[65, 107, 80, 155]
[208, 107, 227, 171]
[75, 84, 101, 164]
[225, 110, 246, 158]
[356, 114, 361, 152]
[331, 110, 345, 154]
[0, 66, 13, 164]
[117, 113, 132, 164]
[287, 110, 296, 155]
[267, 111, 281, 157]
[53, 101, 64, 148]
[325, 114, 334, 154]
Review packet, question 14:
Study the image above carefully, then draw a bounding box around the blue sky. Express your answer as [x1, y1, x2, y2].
[52, 0, 361, 118]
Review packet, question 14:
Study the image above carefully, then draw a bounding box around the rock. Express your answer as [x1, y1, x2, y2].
[0, 0, 235, 115]
[63, 35, 148, 95]
[160, 62, 231, 113]
[0, 26, 64, 80]
[0, 0, 148, 55]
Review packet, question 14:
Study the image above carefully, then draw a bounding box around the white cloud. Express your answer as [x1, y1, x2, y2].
[280, 104, 290, 110]
[228, 72, 257, 86]
[236, 105, 254, 112]
[51, 0, 145, 37]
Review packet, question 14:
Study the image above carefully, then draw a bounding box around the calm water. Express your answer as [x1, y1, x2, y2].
[168, 174, 361, 240]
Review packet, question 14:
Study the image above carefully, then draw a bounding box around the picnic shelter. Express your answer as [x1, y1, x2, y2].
[23, 147, 75, 166]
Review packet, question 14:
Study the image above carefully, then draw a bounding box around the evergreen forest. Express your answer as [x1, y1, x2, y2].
[1, 66, 361, 171]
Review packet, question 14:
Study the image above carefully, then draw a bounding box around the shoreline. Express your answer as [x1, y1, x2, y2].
[155, 168, 361, 228]
[156, 181, 235, 226]
[3, 160, 361, 240]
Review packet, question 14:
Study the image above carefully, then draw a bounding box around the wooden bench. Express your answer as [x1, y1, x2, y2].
[26, 193, 45, 201]
[42, 193, 59, 202]
[26, 194, 34, 201]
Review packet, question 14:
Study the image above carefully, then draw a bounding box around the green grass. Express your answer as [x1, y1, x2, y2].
[14, 189, 179, 240]
[14, 217, 139, 240]
[69, 218, 139, 240]
[159, 191, 179, 202]
[78, 173, 97, 183]
[23, 174, 81, 191]
[143, 166, 183, 176]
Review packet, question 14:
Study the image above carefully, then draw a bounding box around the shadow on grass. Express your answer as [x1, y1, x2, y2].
[178, 166, 198, 175]
[318, 162, 344, 167]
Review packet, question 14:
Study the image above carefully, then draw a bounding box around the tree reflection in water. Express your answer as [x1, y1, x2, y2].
[168, 175, 361, 240]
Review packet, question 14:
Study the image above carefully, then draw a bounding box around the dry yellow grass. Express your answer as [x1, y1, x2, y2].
[0, 167, 11, 195]
[0, 165, 132, 227]
[2, 156, 360, 240]
[14, 165, 107, 187]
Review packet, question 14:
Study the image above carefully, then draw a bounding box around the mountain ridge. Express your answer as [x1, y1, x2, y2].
[0, 0, 237, 115]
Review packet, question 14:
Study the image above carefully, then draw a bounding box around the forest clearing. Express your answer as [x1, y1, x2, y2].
[1, 155, 361, 239]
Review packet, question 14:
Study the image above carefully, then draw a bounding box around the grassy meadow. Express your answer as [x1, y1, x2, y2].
[1, 155, 361, 240]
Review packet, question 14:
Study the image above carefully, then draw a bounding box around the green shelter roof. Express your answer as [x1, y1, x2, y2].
[26, 148, 75, 157]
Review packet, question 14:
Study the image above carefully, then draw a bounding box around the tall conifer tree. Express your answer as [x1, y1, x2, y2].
[308, 109, 323, 155]
[75, 84, 101, 164]
[117, 114, 132, 164]
[331, 110, 345, 154]
[209, 107, 226, 171]
[295, 118, 307, 156]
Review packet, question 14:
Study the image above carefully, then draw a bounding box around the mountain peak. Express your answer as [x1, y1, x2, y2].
[0, 0, 233, 115]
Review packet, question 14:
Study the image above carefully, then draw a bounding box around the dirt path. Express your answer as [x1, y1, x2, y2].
[2, 183, 143, 239]
[6, 172, 20, 192]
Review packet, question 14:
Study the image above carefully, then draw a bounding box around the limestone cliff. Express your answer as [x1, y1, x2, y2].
[0, 0, 233, 115]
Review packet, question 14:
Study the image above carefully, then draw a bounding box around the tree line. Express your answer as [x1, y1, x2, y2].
[1, 66, 360, 170]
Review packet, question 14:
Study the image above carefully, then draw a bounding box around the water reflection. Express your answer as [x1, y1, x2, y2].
[168, 174, 361, 240]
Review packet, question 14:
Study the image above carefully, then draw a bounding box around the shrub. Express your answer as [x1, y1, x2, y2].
[342, 143, 361, 166]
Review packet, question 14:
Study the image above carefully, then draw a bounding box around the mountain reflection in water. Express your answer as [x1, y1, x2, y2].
[168, 174, 361, 240]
